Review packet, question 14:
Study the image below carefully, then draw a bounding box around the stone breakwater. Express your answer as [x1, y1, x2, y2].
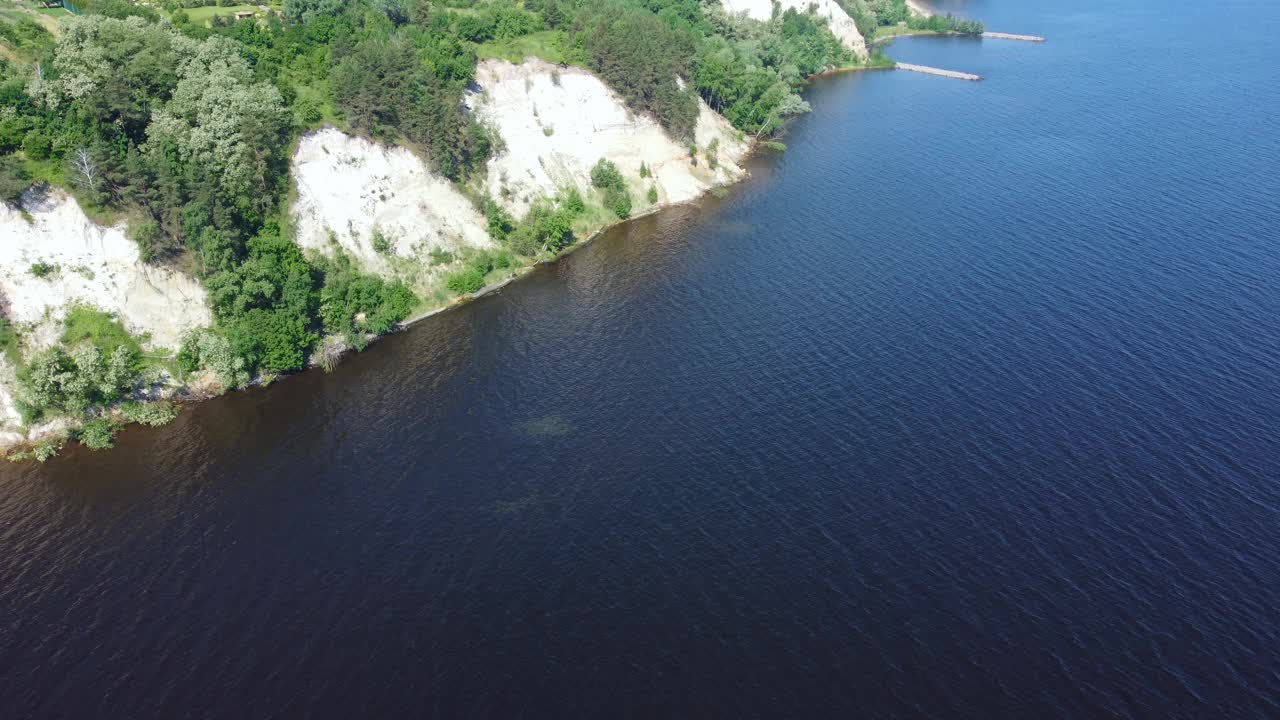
[895, 63, 982, 81]
[983, 31, 1046, 42]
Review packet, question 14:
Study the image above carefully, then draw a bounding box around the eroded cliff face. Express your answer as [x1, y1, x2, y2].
[5, 54, 760, 453]
[291, 128, 493, 283]
[0, 191, 210, 350]
[717, 0, 867, 57]
[290, 60, 751, 282]
[0, 190, 211, 438]
[466, 59, 750, 218]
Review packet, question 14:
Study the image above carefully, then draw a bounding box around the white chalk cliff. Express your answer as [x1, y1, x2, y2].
[0, 190, 211, 435]
[2, 57, 758, 448]
[0, 191, 210, 350]
[291, 128, 493, 280]
[466, 59, 749, 218]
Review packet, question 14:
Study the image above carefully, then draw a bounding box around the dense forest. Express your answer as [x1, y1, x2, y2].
[0, 0, 916, 452]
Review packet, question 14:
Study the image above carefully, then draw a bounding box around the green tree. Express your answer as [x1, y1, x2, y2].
[576, 3, 700, 140]
[144, 37, 290, 215]
[0, 154, 30, 207]
[78, 418, 117, 450]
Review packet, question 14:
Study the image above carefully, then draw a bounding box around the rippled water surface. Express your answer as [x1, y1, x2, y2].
[4, 0, 1280, 716]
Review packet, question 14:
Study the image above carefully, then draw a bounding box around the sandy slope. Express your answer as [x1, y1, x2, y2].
[467, 59, 748, 218]
[718, 0, 867, 57]
[291, 128, 493, 279]
[0, 191, 209, 351]
[0, 190, 210, 437]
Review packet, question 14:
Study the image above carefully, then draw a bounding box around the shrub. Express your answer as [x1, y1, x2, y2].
[316, 253, 417, 336]
[14, 399, 41, 427]
[371, 229, 392, 255]
[178, 329, 250, 390]
[526, 202, 576, 253]
[706, 138, 720, 170]
[295, 96, 323, 125]
[21, 343, 137, 416]
[22, 131, 51, 160]
[343, 329, 369, 353]
[590, 158, 631, 218]
[130, 220, 176, 263]
[445, 247, 519, 293]
[604, 186, 631, 219]
[561, 187, 585, 214]
[484, 199, 516, 242]
[32, 437, 63, 463]
[429, 248, 455, 266]
[225, 308, 315, 374]
[506, 229, 540, 257]
[29, 262, 59, 279]
[0, 154, 31, 207]
[639, 161, 650, 179]
[590, 158, 625, 190]
[647, 185, 658, 204]
[907, 13, 984, 35]
[446, 266, 487, 294]
[121, 401, 179, 427]
[78, 418, 116, 450]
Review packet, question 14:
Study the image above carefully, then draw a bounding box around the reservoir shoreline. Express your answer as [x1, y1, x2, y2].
[0, 40, 1007, 460]
[6, 0, 1280, 712]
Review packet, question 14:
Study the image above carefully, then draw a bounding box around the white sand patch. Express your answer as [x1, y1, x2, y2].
[718, 0, 866, 57]
[0, 356, 21, 431]
[906, 0, 931, 17]
[0, 190, 210, 353]
[467, 59, 749, 218]
[291, 128, 492, 278]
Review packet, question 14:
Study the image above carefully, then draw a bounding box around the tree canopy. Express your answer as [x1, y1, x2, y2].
[0, 0, 866, 397]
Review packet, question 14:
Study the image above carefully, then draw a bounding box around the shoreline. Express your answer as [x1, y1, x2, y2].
[398, 180, 729, 330]
[0, 141, 758, 462]
[0, 57, 924, 460]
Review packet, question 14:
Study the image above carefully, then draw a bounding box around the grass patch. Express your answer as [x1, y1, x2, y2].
[61, 306, 146, 368]
[121, 400, 179, 427]
[0, 316, 22, 367]
[872, 25, 944, 42]
[290, 80, 340, 129]
[180, 5, 265, 24]
[475, 30, 574, 66]
[445, 249, 513, 295]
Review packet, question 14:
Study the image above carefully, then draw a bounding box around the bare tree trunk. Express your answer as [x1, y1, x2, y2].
[71, 147, 99, 192]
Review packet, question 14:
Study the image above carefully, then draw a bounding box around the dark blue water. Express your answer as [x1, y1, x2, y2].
[3, 0, 1280, 716]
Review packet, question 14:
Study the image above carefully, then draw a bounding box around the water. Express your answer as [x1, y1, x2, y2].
[4, 0, 1280, 716]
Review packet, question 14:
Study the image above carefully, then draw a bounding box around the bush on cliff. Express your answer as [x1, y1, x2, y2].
[77, 418, 117, 450]
[315, 253, 418, 336]
[591, 158, 632, 219]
